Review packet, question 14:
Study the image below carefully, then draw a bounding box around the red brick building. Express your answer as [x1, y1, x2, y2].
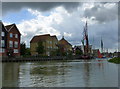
[0, 22, 21, 57]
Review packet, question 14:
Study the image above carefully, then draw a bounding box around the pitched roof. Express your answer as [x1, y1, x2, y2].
[51, 35, 58, 39]
[0, 21, 8, 32]
[5, 24, 21, 35]
[30, 34, 51, 43]
[5, 24, 15, 32]
[58, 37, 72, 46]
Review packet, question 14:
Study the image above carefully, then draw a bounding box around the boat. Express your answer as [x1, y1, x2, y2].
[80, 21, 92, 59]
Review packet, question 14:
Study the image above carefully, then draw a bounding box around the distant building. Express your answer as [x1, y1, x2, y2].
[77, 45, 92, 55]
[57, 36, 72, 55]
[113, 52, 120, 57]
[73, 46, 83, 55]
[0, 22, 21, 57]
[92, 49, 99, 58]
[30, 34, 58, 56]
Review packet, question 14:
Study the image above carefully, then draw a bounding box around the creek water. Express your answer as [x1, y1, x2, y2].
[2, 58, 118, 87]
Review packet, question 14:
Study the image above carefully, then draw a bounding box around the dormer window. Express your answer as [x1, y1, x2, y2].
[10, 33, 13, 38]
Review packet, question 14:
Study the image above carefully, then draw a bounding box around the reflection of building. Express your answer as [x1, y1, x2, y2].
[30, 34, 58, 56]
[0, 22, 21, 57]
[2, 63, 20, 87]
[58, 36, 72, 54]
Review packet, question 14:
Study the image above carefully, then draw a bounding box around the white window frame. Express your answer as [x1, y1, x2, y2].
[15, 34, 18, 38]
[14, 49, 19, 53]
[1, 32, 5, 37]
[0, 48, 5, 53]
[14, 41, 18, 48]
[1, 40, 5, 47]
[9, 41, 13, 48]
[10, 33, 13, 38]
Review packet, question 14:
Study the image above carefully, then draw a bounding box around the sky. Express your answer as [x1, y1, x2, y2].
[1, 2, 118, 53]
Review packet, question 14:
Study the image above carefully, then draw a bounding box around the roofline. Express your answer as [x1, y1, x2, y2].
[1, 22, 9, 32]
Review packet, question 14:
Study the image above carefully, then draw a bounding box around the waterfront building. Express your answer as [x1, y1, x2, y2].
[0, 21, 21, 57]
[5, 24, 21, 57]
[57, 36, 72, 55]
[92, 49, 100, 58]
[0, 22, 8, 56]
[73, 46, 83, 55]
[78, 45, 92, 55]
[113, 52, 120, 57]
[30, 34, 58, 56]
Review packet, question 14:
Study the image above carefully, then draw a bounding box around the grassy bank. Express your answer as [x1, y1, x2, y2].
[108, 57, 120, 64]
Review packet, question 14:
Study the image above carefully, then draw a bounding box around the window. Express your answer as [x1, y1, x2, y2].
[1, 40, 5, 47]
[50, 41, 52, 44]
[14, 41, 18, 48]
[10, 33, 13, 38]
[14, 49, 18, 53]
[0, 48, 5, 53]
[9, 41, 13, 48]
[0, 48, 2, 53]
[15, 34, 18, 38]
[1, 32, 5, 36]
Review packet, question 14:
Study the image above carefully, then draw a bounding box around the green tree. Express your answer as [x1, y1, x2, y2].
[26, 48, 31, 55]
[75, 49, 83, 55]
[20, 42, 26, 56]
[36, 41, 44, 55]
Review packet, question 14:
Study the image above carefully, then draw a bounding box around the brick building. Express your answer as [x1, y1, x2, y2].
[57, 36, 72, 54]
[0, 22, 21, 57]
[0, 22, 8, 56]
[30, 34, 58, 56]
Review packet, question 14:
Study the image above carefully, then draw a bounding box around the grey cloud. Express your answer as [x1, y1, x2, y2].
[84, 3, 118, 23]
[2, 2, 80, 15]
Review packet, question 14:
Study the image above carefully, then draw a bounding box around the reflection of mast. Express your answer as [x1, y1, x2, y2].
[83, 62, 90, 87]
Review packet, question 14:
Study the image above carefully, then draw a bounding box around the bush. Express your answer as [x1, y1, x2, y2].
[108, 57, 120, 64]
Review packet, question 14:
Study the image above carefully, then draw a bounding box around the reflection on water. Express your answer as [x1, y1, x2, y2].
[2, 63, 20, 87]
[2, 59, 118, 87]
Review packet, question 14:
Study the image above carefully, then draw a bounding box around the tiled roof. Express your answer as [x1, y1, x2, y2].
[58, 37, 72, 46]
[5, 24, 15, 32]
[30, 34, 52, 43]
[0, 21, 8, 32]
[5, 24, 21, 35]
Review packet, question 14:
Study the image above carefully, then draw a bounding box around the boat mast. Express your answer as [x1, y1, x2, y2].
[84, 21, 89, 55]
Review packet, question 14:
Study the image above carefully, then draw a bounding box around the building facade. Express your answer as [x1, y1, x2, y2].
[0, 22, 8, 56]
[0, 22, 21, 57]
[58, 36, 72, 55]
[30, 34, 58, 56]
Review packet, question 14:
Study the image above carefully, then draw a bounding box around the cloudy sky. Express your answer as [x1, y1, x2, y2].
[1, 2, 118, 52]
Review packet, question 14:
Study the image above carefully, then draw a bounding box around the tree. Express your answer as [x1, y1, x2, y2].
[20, 42, 26, 56]
[36, 41, 44, 55]
[26, 48, 31, 55]
[75, 49, 83, 55]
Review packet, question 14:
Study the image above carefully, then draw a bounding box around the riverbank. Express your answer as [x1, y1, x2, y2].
[108, 57, 120, 64]
[1, 56, 75, 62]
[1, 55, 94, 62]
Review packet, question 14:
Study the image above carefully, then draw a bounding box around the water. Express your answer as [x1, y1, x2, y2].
[2, 59, 118, 87]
